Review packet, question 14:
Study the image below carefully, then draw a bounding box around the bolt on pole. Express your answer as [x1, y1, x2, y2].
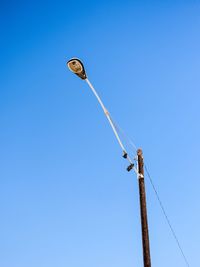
[137, 148, 151, 267]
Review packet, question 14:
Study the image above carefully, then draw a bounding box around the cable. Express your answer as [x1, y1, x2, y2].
[110, 121, 191, 266]
[108, 116, 139, 162]
[110, 117, 138, 152]
[144, 165, 190, 267]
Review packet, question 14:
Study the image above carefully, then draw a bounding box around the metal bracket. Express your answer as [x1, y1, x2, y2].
[123, 151, 128, 159]
[127, 163, 134, 172]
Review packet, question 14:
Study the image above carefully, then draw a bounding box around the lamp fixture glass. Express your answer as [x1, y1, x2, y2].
[67, 58, 87, 80]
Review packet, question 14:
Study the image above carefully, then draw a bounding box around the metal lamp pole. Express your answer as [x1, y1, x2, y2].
[67, 58, 151, 267]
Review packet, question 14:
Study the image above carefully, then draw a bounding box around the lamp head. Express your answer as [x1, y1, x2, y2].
[67, 58, 87, 80]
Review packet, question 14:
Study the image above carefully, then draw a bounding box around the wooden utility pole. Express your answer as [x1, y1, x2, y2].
[137, 148, 151, 267]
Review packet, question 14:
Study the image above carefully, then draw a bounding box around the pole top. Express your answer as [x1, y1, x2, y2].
[137, 148, 143, 156]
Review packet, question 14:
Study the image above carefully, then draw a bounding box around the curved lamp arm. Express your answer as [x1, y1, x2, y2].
[67, 58, 138, 174]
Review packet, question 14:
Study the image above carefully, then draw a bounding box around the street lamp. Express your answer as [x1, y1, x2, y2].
[67, 58, 152, 267]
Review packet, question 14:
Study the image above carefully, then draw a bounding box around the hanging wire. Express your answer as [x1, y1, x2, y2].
[108, 116, 138, 162]
[108, 118, 191, 267]
[110, 117, 138, 152]
[144, 164, 190, 267]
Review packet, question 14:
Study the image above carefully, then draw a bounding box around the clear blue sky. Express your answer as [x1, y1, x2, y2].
[0, 1, 200, 266]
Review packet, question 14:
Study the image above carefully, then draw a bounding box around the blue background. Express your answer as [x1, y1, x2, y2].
[0, 1, 199, 266]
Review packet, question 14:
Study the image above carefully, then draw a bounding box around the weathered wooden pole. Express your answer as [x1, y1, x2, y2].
[137, 148, 151, 267]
